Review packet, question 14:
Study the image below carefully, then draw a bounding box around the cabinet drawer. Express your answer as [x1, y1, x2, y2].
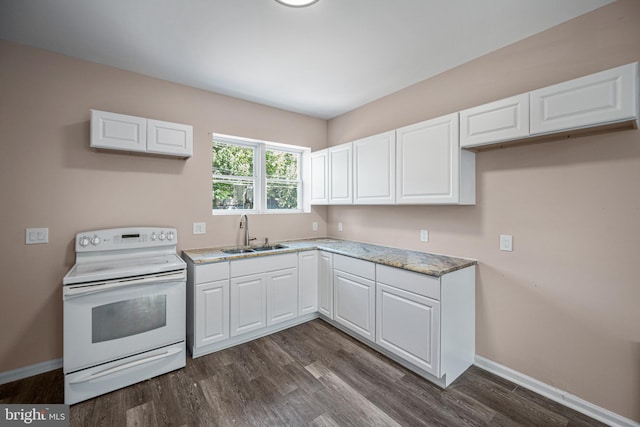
[230, 253, 297, 277]
[376, 264, 440, 301]
[195, 262, 229, 284]
[333, 254, 375, 280]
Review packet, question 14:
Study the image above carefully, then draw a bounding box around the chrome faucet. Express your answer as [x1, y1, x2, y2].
[240, 214, 256, 246]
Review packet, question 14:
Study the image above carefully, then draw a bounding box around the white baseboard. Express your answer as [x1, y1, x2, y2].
[0, 358, 62, 386]
[474, 355, 640, 427]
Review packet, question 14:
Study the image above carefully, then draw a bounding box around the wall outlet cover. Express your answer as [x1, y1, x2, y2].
[193, 222, 206, 235]
[312, 221, 318, 231]
[338, 222, 343, 232]
[420, 229, 429, 242]
[26, 228, 48, 244]
[500, 234, 513, 251]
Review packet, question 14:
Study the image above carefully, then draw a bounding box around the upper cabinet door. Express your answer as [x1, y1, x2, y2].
[353, 131, 396, 204]
[396, 113, 460, 204]
[328, 143, 353, 204]
[310, 149, 329, 205]
[460, 93, 530, 148]
[530, 62, 638, 135]
[147, 119, 193, 157]
[90, 110, 147, 153]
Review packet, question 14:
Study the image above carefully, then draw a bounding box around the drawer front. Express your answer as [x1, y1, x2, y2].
[195, 261, 229, 284]
[333, 254, 375, 280]
[230, 253, 297, 277]
[376, 264, 440, 300]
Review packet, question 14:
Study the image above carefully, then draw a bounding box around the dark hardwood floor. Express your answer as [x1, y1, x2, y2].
[0, 319, 606, 426]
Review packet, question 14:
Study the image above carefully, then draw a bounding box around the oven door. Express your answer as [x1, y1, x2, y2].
[63, 273, 185, 373]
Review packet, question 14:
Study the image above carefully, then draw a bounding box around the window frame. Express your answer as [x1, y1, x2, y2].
[212, 133, 309, 215]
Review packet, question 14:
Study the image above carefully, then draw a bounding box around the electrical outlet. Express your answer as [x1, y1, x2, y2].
[338, 222, 343, 232]
[26, 228, 48, 244]
[420, 229, 429, 242]
[312, 221, 318, 231]
[193, 222, 206, 235]
[500, 234, 513, 251]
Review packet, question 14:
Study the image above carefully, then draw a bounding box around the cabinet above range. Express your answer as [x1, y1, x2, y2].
[90, 109, 193, 158]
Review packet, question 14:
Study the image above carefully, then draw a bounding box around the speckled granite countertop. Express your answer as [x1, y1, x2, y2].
[182, 238, 476, 277]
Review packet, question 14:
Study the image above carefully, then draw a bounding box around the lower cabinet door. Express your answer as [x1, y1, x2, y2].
[298, 251, 318, 315]
[266, 267, 298, 326]
[230, 273, 266, 337]
[376, 283, 440, 377]
[195, 279, 229, 348]
[318, 251, 333, 318]
[333, 269, 375, 341]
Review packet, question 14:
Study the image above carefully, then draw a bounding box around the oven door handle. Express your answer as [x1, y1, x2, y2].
[63, 271, 185, 298]
[67, 346, 183, 384]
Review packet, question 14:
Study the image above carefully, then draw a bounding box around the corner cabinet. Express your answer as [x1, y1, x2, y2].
[91, 109, 193, 158]
[396, 113, 475, 205]
[318, 251, 334, 318]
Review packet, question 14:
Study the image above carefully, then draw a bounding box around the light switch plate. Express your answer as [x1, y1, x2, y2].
[500, 234, 513, 251]
[26, 228, 48, 244]
[193, 222, 206, 235]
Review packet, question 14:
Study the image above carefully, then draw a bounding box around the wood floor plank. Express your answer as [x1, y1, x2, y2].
[0, 319, 609, 427]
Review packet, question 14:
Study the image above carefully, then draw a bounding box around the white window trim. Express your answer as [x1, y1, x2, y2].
[212, 133, 311, 215]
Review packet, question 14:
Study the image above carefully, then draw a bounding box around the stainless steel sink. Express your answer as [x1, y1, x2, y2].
[221, 248, 255, 254]
[252, 244, 288, 252]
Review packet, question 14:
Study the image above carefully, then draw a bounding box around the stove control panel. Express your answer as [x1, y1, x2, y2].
[75, 227, 177, 252]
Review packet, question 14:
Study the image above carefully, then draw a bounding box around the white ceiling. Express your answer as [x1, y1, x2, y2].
[0, 0, 614, 119]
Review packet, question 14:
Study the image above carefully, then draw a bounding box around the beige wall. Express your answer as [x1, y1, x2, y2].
[328, 0, 640, 422]
[0, 39, 327, 375]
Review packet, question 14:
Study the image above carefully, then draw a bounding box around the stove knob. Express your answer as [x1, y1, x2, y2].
[79, 236, 90, 247]
[167, 231, 175, 241]
[90, 235, 101, 246]
[150, 232, 157, 241]
[158, 232, 166, 241]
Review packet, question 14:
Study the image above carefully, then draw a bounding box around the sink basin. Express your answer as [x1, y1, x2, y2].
[252, 244, 288, 252]
[222, 248, 255, 255]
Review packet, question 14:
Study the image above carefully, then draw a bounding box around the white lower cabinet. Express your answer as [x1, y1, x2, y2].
[318, 251, 334, 318]
[376, 282, 440, 377]
[195, 279, 229, 348]
[230, 273, 267, 337]
[266, 267, 298, 326]
[185, 261, 230, 355]
[298, 251, 319, 315]
[375, 264, 475, 387]
[332, 254, 376, 342]
[230, 253, 298, 337]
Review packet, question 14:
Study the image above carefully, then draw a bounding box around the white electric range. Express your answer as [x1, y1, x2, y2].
[62, 227, 186, 405]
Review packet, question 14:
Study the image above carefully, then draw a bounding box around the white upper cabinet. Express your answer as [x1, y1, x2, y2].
[90, 110, 193, 158]
[353, 130, 396, 204]
[310, 149, 329, 205]
[328, 142, 353, 204]
[397, 113, 475, 205]
[91, 110, 147, 153]
[147, 119, 193, 157]
[460, 93, 530, 148]
[530, 62, 638, 135]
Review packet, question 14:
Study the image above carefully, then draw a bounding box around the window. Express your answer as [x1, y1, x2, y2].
[212, 134, 308, 214]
